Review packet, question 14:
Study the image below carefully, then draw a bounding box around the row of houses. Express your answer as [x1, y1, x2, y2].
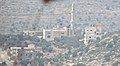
[23, 26, 73, 41]
[22, 23, 104, 45]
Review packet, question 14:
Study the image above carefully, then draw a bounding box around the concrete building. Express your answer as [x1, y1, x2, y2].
[18, 49, 36, 61]
[43, 27, 71, 41]
[10, 44, 41, 66]
[10, 44, 35, 59]
[84, 23, 103, 45]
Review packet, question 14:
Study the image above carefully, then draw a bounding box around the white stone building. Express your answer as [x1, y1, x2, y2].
[43, 27, 71, 41]
[84, 23, 103, 45]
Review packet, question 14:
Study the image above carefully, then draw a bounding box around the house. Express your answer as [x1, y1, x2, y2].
[10, 44, 41, 66]
[43, 27, 71, 41]
[84, 23, 103, 45]
[10, 44, 36, 60]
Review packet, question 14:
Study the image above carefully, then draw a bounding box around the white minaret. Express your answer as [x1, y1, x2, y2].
[70, 3, 74, 36]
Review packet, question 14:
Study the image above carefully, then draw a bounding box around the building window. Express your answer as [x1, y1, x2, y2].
[97, 33, 99, 35]
[20, 54, 23, 56]
[89, 36, 91, 38]
[47, 35, 51, 38]
[94, 31, 96, 33]
[61, 33, 64, 34]
[90, 25, 92, 27]
[48, 32, 51, 34]
[97, 29, 100, 32]
[32, 33, 34, 34]
[61, 36, 64, 38]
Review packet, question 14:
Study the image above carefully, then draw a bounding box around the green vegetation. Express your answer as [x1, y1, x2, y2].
[54, 36, 84, 48]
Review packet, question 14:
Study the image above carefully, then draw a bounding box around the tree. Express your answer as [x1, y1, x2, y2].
[112, 61, 120, 66]
[72, 51, 78, 57]
[106, 43, 113, 49]
[54, 36, 81, 48]
[0, 62, 7, 66]
[36, 53, 43, 58]
[104, 53, 111, 62]
[30, 60, 40, 66]
[20, 60, 29, 66]
[55, 62, 62, 66]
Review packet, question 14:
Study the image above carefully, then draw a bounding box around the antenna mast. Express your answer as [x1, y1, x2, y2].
[70, 3, 74, 36]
